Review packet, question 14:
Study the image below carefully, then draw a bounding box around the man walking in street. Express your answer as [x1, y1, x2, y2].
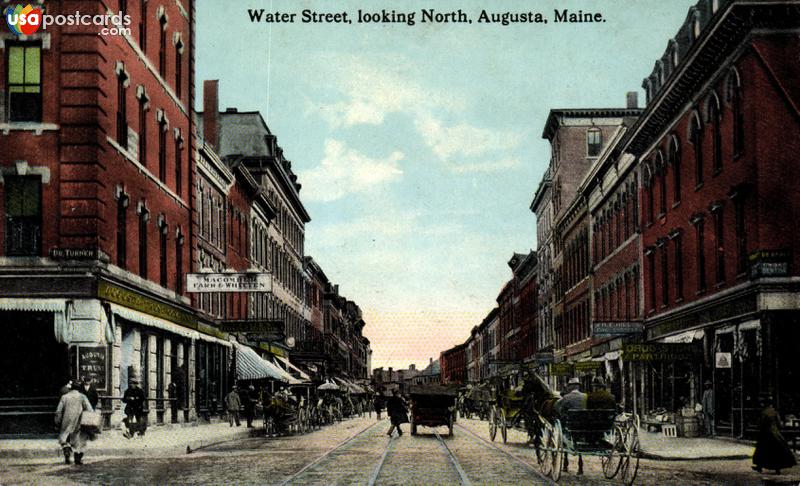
[702, 380, 715, 436]
[386, 389, 408, 437]
[225, 387, 241, 427]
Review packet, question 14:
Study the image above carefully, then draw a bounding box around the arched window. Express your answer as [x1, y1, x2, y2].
[643, 164, 654, 225]
[689, 111, 704, 186]
[587, 127, 602, 157]
[656, 150, 667, 216]
[707, 92, 722, 171]
[727, 69, 744, 157]
[669, 135, 681, 203]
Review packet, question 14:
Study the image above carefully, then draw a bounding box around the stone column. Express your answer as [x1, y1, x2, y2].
[147, 334, 157, 424]
[188, 339, 197, 422]
[164, 336, 172, 424]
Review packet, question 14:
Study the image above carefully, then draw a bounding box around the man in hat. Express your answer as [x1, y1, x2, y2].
[556, 377, 587, 416]
[586, 376, 616, 411]
[702, 380, 715, 436]
[122, 378, 147, 438]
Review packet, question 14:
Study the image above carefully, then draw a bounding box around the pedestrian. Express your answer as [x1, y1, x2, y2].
[54, 382, 93, 465]
[556, 377, 588, 475]
[242, 384, 256, 428]
[702, 380, 715, 436]
[81, 377, 100, 409]
[586, 376, 616, 410]
[225, 386, 241, 427]
[385, 389, 408, 437]
[373, 392, 385, 420]
[122, 379, 147, 438]
[752, 393, 797, 475]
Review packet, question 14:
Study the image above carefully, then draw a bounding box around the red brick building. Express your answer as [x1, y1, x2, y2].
[440, 341, 467, 385]
[629, 0, 800, 437]
[0, 0, 209, 432]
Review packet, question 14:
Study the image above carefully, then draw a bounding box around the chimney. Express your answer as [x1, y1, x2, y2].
[626, 91, 638, 109]
[203, 80, 219, 150]
[430, 357, 433, 365]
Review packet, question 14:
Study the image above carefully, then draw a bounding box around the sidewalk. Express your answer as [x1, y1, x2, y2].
[639, 429, 755, 460]
[0, 422, 259, 459]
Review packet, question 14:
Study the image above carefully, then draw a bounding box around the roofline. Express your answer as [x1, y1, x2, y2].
[541, 108, 645, 140]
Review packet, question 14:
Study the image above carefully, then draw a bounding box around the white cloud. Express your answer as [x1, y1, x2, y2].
[299, 139, 404, 202]
[447, 156, 522, 174]
[414, 112, 524, 162]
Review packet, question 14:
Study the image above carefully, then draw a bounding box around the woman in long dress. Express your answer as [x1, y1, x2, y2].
[55, 382, 94, 465]
[752, 394, 797, 475]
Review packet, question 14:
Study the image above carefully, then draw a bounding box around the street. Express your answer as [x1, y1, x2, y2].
[2, 415, 798, 485]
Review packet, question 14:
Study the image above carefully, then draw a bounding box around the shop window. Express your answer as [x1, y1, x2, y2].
[7, 43, 42, 122]
[4, 176, 42, 256]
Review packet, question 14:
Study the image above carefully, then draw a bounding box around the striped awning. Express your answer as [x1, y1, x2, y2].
[234, 343, 283, 381]
[276, 356, 311, 381]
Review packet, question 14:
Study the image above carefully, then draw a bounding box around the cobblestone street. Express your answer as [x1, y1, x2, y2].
[2, 415, 799, 485]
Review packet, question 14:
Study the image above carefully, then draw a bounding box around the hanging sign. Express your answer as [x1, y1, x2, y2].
[715, 352, 732, 369]
[575, 361, 603, 371]
[549, 362, 573, 376]
[186, 273, 272, 292]
[76, 345, 108, 393]
[592, 322, 644, 336]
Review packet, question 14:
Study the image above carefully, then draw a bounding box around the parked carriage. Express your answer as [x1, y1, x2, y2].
[458, 385, 493, 420]
[407, 384, 458, 436]
[263, 390, 308, 436]
[537, 410, 640, 485]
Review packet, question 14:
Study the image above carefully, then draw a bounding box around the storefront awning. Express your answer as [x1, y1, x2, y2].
[267, 357, 301, 384]
[662, 329, 705, 343]
[275, 355, 311, 381]
[234, 343, 284, 381]
[109, 303, 197, 340]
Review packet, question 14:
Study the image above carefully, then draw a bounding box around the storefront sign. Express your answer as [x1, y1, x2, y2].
[622, 343, 702, 362]
[50, 248, 99, 260]
[259, 342, 287, 358]
[749, 250, 791, 278]
[715, 352, 732, 369]
[186, 273, 272, 293]
[592, 322, 644, 336]
[76, 345, 108, 392]
[219, 319, 284, 334]
[575, 361, 602, 371]
[98, 281, 197, 329]
[533, 352, 555, 363]
[550, 362, 573, 376]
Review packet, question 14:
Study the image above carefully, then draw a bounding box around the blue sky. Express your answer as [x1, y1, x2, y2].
[196, 0, 698, 370]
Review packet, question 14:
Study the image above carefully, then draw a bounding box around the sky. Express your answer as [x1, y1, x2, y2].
[196, 0, 698, 370]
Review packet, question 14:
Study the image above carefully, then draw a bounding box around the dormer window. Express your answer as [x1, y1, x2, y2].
[587, 127, 602, 157]
[693, 11, 702, 39]
[670, 40, 679, 67]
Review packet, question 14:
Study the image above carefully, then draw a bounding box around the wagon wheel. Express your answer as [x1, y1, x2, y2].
[602, 425, 624, 479]
[550, 420, 563, 482]
[538, 424, 553, 476]
[620, 426, 640, 486]
[500, 408, 508, 444]
[489, 405, 498, 441]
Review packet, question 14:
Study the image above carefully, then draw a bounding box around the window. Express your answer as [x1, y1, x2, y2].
[120, 0, 128, 15]
[116, 70, 128, 148]
[7, 43, 42, 122]
[159, 218, 168, 287]
[138, 96, 148, 167]
[587, 128, 602, 157]
[175, 39, 183, 99]
[116, 192, 129, 268]
[174, 132, 183, 196]
[669, 137, 681, 203]
[658, 241, 669, 306]
[710, 96, 722, 172]
[139, 0, 147, 51]
[690, 114, 704, 186]
[158, 14, 167, 77]
[657, 153, 666, 215]
[712, 205, 725, 284]
[645, 168, 654, 225]
[673, 232, 684, 300]
[731, 73, 744, 157]
[734, 196, 747, 274]
[694, 217, 706, 291]
[646, 249, 656, 312]
[139, 205, 149, 278]
[158, 115, 167, 182]
[4, 176, 41, 256]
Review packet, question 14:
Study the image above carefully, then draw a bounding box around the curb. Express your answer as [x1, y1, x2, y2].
[0, 429, 259, 459]
[640, 451, 751, 461]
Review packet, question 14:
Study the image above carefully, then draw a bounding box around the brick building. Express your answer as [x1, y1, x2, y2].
[0, 0, 206, 433]
[627, 0, 800, 437]
[440, 341, 467, 384]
